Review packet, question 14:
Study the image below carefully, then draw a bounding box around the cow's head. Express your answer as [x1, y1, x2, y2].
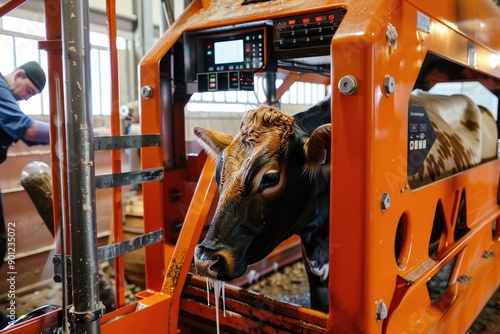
[193, 105, 331, 280]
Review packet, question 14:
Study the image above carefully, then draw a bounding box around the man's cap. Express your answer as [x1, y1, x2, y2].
[17, 61, 46, 92]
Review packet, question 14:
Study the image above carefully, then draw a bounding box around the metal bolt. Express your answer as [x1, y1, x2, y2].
[170, 188, 181, 202]
[482, 251, 495, 258]
[386, 23, 398, 49]
[338, 75, 357, 95]
[141, 86, 153, 99]
[458, 275, 473, 283]
[380, 192, 391, 212]
[376, 299, 388, 320]
[384, 75, 395, 96]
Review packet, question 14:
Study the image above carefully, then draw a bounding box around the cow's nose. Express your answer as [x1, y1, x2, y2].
[194, 245, 227, 279]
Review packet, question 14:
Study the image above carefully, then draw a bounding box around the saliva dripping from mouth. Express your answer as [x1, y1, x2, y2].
[206, 278, 226, 334]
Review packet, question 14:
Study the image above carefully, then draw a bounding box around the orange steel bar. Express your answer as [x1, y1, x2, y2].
[39, 0, 69, 256]
[139, 0, 206, 292]
[41, 3, 73, 328]
[0, 0, 28, 17]
[161, 158, 217, 332]
[106, 0, 126, 308]
[101, 293, 172, 333]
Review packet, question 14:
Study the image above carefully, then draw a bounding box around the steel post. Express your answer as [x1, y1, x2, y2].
[60, 0, 102, 332]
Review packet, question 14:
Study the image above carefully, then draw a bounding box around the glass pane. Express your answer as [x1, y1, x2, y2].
[99, 50, 111, 115]
[3, 16, 45, 37]
[90, 31, 109, 48]
[236, 90, 248, 103]
[281, 89, 290, 104]
[213, 91, 225, 102]
[296, 82, 305, 104]
[15, 37, 39, 66]
[225, 91, 237, 103]
[90, 49, 102, 115]
[0, 35, 15, 72]
[19, 94, 42, 116]
[201, 92, 214, 102]
[40, 52, 49, 116]
[116, 37, 127, 50]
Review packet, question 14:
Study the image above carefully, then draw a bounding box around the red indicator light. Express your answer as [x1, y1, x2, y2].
[302, 18, 310, 24]
[315, 16, 323, 22]
[288, 19, 296, 25]
[207, 45, 211, 49]
[328, 14, 335, 20]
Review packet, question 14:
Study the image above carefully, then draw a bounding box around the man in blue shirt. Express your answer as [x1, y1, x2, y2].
[0, 61, 50, 272]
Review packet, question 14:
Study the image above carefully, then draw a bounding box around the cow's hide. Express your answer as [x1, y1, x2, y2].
[408, 90, 498, 187]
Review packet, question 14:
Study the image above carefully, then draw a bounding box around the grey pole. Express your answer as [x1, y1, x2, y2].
[264, 71, 278, 108]
[61, 0, 103, 332]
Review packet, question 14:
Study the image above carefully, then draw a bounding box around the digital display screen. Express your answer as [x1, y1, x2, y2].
[214, 40, 244, 64]
[195, 27, 266, 73]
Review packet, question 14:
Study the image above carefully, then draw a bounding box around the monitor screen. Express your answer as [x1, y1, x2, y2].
[214, 39, 244, 65]
[195, 26, 266, 73]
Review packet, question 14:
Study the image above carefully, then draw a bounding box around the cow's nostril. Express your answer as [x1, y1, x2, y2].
[210, 255, 225, 273]
[194, 245, 229, 279]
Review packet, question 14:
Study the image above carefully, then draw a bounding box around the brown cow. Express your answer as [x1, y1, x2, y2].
[193, 97, 332, 311]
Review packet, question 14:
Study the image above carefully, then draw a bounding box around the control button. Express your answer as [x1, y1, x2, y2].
[294, 29, 310, 36]
[309, 27, 323, 34]
[281, 31, 296, 37]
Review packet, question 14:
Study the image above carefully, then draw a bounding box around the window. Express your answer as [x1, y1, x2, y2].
[186, 76, 328, 113]
[0, 15, 129, 116]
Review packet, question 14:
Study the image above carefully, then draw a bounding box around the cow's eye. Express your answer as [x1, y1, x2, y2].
[259, 172, 280, 191]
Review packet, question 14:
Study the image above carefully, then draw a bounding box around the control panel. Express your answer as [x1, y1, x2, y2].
[194, 27, 268, 92]
[183, 8, 347, 93]
[273, 8, 347, 60]
[196, 27, 266, 73]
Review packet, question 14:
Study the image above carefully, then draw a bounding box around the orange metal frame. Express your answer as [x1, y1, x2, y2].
[2, 0, 500, 333]
[138, 0, 500, 333]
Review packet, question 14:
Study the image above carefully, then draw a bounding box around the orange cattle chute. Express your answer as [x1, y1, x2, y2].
[2, 0, 499, 332]
[138, 0, 500, 333]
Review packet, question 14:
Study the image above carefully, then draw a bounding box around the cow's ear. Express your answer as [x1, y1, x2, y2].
[303, 123, 331, 176]
[193, 126, 234, 158]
